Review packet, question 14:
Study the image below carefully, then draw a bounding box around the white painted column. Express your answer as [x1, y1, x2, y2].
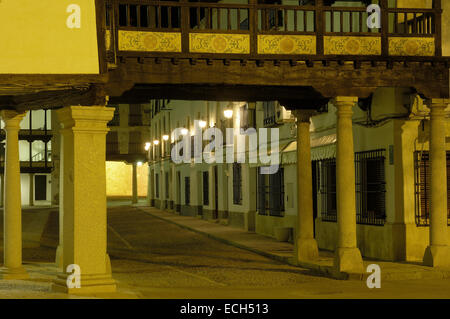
[423, 99, 450, 267]
[293, 110, 319, 262]
[52, 106, 116, 294]
[132, 162, 138, 204]
[0, 110, 28, 279]
[55, 118, 64, 269]
[333, 97, 364, 274]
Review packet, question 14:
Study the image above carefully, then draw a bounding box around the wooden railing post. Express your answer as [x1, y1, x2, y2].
[113, 0, 120, 61]
[380, 0, 389, 56]
[95, 0, 108, 73]
[433, 0, 442, 56]
[316, 0, 324, 56]
[181, 0, 190, 54]
[249, 0, 257, 57]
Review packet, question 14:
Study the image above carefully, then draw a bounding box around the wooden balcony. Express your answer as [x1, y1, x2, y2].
[105, 0, 444, 61]
[102, 0, 450, 103]
[1, 1, 449, 111]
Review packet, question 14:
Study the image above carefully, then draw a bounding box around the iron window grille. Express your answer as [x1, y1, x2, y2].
[316, 149, 387, 226]
[355, 149, 387, 226]
[240, 103, 256, 132]
[185, 176, 190, 205]
[155, 173, 160, 198]
[316, 158, 337, 222]
[257, 167, 285, 217]
[129, 104, 143, 126]
[262, 101, 277, 127]
[233, 163, 243, 205]
[414, 151, 450, 227]
[203, 171, 209, 206]
[165, 172, 170, 200]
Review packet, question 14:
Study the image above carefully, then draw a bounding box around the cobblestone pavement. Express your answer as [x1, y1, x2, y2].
[0, 206, 449, 299]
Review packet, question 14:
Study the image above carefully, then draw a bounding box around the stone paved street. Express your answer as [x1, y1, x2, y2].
[1, 206, 449, 299]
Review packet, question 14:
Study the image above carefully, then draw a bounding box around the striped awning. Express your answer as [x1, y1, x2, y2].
[282, 134, 337, 164]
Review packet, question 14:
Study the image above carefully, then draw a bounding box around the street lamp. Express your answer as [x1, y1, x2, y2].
[223, 109, 233, 119]
[198, 120, 207, 128]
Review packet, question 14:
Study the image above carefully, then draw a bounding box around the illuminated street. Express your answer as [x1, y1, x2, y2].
[0, 206, 449, 299]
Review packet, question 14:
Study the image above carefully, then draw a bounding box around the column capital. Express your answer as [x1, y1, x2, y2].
[0, 110, 26, 130]
[333, 96, 359, 106]
[293, 110, 316, 123]
[425, 98, 450, 110]
[333, 97, 358, 117]
[56, 106, 114, 133]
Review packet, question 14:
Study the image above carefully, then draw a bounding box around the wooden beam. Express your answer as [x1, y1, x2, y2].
[106, 58, 450, 99]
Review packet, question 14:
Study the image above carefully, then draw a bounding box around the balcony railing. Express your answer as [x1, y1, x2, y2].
[105, 0, 443, 60]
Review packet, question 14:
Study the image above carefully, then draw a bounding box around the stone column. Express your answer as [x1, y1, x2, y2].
[293, 110, 319, 262]
[333, 97, 364, 274]
[52, 110, 64, 268]
[52, 106, 116, 294]
[29, 173, 34, 206]
[55, 123, 64, 270]
[423, 99, 450, 267]
[0, 110, 28, 279]
[132, 162, 138, 204]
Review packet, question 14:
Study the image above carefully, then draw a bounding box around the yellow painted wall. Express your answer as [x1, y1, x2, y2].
[106, 161, 148, 197]
[0, 0, 99, 74]
[397, 0, 431, 8]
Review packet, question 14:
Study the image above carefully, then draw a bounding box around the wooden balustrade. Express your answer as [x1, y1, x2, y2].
[104, 0, 442, 59]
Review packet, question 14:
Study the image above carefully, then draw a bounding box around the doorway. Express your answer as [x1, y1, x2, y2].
[35, 175, 47, 201]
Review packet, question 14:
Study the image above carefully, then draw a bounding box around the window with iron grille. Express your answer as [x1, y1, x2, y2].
[155, 173, 160, 198]
[262, 101, 276, 127]
[316, 149, 386, 226]
[414, 151, 450, 226]
[129, 104, 142, 126]
[203, 171, 209, 206]
[185, 176, 190, 205]
[257, 167, 285, 217]
[233, 163, 243, 205]
[316, 158, 337, 222]
[240, 103, 256, 131]
[165, 172, 169, 200]
[355, 150, 386, 226]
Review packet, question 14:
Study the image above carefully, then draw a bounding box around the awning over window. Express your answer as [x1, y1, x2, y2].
[281, 134, 337, 164]
[248, 139, 291, 168]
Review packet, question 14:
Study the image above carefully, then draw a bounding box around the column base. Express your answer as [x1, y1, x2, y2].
[52, 273, 116, 295]
[423, 245, 450, 268]
[0, 266, 29, 280]
[296, 238, 319, 262]
[334, 247, 364, 274]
